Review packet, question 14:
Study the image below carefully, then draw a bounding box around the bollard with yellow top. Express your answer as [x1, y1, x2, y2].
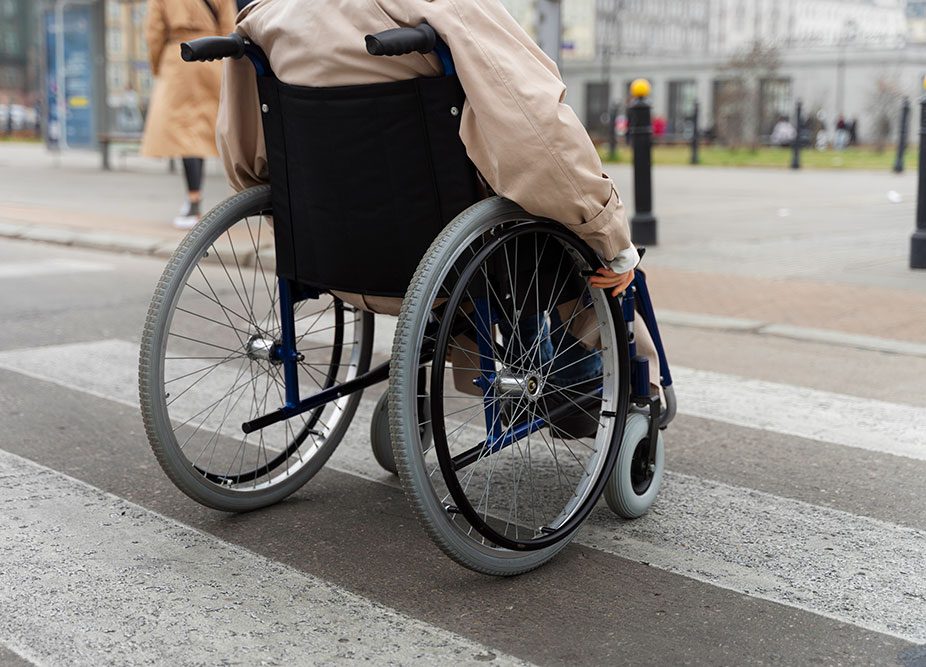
[628, 78, 657, 246]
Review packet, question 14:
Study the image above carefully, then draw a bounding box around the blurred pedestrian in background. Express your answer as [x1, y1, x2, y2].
[141, 0, 236, 229]
[835, 115, 849, 150]
[770, 115, 796, 147]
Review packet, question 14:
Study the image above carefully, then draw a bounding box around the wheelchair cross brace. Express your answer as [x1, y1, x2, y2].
[241, 278, 393, 434]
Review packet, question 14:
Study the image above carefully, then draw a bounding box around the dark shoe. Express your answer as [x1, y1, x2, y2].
[542, 378, 601, 439]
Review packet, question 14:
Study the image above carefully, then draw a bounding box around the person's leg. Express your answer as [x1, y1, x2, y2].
[555, 296, 663, 399]
[174, 157, 205, 229]
[631, 317, 663, 402]
[547, 306, 602, 387]
[182, 156, 204, 207]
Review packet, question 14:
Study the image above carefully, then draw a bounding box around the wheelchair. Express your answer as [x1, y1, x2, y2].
[138, 24, 677, 576]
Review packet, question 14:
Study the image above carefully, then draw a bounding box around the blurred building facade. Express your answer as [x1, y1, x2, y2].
[907, 0, 926, 41]
[543, 0, 919, 144]
[104, 0, 149, 133]
[5, 0, 926, 145]
[0, 0, 40, 106]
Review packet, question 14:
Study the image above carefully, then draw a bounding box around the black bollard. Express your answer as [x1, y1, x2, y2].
[894, 97, 910, 174]
[791, 99, 802, 170]
[911, 97, 926, 269]
[608, 102, 619, 162]
[690, 99, 700, 165]
[629, 82, 657, 245]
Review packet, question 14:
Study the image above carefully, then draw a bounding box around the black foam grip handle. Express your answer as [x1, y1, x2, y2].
[365, 24, 437, 57]
[181, 33, 246, 63]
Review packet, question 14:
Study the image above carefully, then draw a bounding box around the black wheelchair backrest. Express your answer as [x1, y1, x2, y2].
[257, 72, 479, 296]
[182, 29, 480, 297]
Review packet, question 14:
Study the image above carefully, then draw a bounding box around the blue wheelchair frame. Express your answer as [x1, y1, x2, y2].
[234, 36, 674, 463]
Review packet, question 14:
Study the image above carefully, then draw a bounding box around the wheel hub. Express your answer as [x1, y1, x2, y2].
[495, 371, 544, 401]
[245, 334, 281, 364]
[630, 437, 656, 494]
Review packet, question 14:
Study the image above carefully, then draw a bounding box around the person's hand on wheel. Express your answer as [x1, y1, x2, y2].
[589, 267, 635, 297]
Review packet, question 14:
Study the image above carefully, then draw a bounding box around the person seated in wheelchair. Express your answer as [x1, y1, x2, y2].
[215, 0, 663, 419]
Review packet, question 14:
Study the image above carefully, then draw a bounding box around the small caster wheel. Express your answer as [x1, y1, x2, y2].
[604, 412, 664, 519]
[371, 393, 397, 475]
[370, 392, 432, 476]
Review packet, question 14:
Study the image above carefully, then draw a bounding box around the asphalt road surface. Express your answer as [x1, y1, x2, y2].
[0, 237, 924, 666]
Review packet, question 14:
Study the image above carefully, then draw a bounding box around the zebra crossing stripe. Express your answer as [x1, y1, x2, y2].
[354, 316, 926, 461]
[0, 338, 921, 462]
[0, 259, 113, 278]
[0, 449, 525, 667]
[0, 339, 923, 643]
[338, 404, 926, 644]
[671, 366, 926, 460]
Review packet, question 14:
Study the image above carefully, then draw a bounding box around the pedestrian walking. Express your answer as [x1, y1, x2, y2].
[835, 115, 849, 150]
[141, 0, 236, 229]
[770, 115, 796, 147]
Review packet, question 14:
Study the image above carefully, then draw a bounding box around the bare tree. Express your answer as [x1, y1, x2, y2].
[867, 76, 904, 152]
[714, 41, 781, 149]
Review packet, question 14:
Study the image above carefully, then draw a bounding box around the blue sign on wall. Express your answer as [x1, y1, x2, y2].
[44, 2, 97, 150]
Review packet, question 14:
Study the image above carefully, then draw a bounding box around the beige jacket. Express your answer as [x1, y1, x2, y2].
[141, 0, 236, 158]
[217, 0, 638, 272]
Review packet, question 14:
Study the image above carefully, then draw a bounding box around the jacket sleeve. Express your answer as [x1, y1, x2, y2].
[422, 0, 638, 270]
[144, 0, 168, 76]
[216, 53, 269, 191]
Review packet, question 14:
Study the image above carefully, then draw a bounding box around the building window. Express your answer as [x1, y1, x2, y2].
[107, 65, 126, 92]
[585, 81, 612, 139]
[1, 28, 19, 57]
[759, 78, 792, 137]
[667, 80, 697, 138]
[107, 1, 122, 22]
[107, 28, 124, 55]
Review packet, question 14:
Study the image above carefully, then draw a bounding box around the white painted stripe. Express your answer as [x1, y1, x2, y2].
[0, 339, 924, 643]
[582, 473, 926, 644]
[0, 259, 113, 278]
[373, 317, 926, 459]
[658, 309, 926, 359]
[330, 404, 926, 644]
[759, 323, 926, 358]
[4, 338, 920, 463]
[659, 309, 763, 331]
[671, 366, 926, 461]
[0, 449, 526, 667]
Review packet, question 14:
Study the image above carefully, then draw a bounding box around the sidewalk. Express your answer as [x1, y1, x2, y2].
[2, 142, 925, 347]
[0, 143, 230, 256]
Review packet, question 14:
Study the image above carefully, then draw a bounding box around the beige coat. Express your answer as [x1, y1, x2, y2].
[217, 0, 659, 387]
[141, 0, 236, 158]
[217, 0, 638, 271]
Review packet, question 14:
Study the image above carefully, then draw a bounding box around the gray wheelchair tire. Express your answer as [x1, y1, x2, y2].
[139, 185, 374, 512]
[604, 413, 665, 519]
[390, 197, 617, 576]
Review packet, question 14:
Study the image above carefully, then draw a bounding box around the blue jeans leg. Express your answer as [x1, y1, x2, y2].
[503, 309, 602, 387]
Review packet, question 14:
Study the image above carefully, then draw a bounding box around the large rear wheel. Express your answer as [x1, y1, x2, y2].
[390, 197, 630, 575]
[139, 185, 373, 512]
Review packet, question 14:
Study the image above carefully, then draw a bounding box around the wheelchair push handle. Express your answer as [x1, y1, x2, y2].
[180, 33, 246, 62]
[365, 23, 437, 56]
